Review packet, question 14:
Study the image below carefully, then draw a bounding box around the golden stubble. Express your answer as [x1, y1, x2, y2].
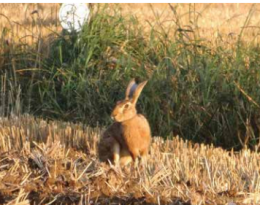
[0, 115, 260, 204]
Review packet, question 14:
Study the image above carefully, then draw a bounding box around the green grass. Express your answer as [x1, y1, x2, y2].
[1, 4, 260, 150]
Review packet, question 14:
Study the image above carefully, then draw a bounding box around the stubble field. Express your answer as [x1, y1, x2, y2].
[1, 115, 260, 204]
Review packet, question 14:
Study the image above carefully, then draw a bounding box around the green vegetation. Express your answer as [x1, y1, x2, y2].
[1, 4, 260, 149]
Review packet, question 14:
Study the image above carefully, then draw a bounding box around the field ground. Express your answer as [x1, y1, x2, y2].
[0, 115, 260, 204]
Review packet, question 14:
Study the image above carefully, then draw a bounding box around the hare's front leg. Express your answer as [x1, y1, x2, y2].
[120, 148, 133, 166]
[112, 141, 120, 166]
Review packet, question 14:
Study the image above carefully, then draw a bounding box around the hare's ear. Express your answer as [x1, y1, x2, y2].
[131, 80, 148, 105]
[125, 79, 137, 100]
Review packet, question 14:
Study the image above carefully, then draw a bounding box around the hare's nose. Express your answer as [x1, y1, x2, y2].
[111, 113, 115, 120]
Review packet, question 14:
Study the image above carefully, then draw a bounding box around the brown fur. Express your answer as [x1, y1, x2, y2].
[121, 114, 151, 161]
[98, 79, 151, 166]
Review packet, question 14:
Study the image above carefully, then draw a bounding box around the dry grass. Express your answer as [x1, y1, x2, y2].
[124, 4, 260, 41]
[0, 115, 260, 204]
[0, 4, 60, 44]
[1, 3, 260, 44]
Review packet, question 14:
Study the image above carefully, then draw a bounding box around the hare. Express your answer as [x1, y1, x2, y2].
[98, 79, 151, 167]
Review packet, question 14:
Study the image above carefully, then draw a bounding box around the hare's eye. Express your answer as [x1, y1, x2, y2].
[124, 103, 130, 109]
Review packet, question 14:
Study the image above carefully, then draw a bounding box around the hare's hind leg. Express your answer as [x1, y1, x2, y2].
[128, 149, 140, 168]
[112, 142, 120, 166]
